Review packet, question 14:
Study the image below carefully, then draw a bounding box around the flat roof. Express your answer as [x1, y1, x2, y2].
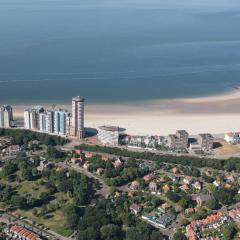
[72, 96, 84, 101]
[99, 125, 120, 132]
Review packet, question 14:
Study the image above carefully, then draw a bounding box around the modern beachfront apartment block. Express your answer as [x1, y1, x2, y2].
[72, 96, 85, 139]
[23, 96, 84, 138]
[54, 109, 70, 135]
[25, 107, 71, 136]
[39, 110, 55, 133]
[198, 133, 214, 151]
[166, 130, 189, 150]
[0, 105, 13, 128]
[24, 106, 44, 130]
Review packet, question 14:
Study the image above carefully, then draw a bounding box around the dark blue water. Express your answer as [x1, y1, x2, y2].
[1, 0, 240, 104]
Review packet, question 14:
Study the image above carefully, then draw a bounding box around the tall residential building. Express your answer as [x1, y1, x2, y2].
[167, 130, 189, 150]
[0, 105, 13, 128]
[66, 115, 72, 136]
[46, 110, 54, 133]
[72, 96, 85, 139]
[24, 106, 44, 130]
[39, 112, 47, 132]
[198, 133, 214, 151]
[54, 109, 70, 135]
[39, 110, 55, 133]
[24, 109, 31, 129]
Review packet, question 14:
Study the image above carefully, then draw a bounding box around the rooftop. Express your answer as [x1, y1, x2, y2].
[72, 96, 84, 102]
[99, 125, 124, 132]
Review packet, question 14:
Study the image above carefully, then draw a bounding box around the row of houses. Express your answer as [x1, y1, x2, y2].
[0, 137, 12, 150]
[121, 135, 165, 148]
[186, 209, 240, 240]
[5, 224, 42, 240]
[120, 130, 214, 152]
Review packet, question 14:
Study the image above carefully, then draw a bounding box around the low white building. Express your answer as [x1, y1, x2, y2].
[98, 125, 125, 145]
[224, 132, 240, 144]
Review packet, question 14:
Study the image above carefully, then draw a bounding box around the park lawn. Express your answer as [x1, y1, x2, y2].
[0, 176, 74, 237]
[15, 191, 73, 237]
[15, 207, 73, 237]
[17, 180, 48, 198]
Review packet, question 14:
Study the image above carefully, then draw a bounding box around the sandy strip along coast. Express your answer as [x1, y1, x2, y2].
[11, 89, 240, 135]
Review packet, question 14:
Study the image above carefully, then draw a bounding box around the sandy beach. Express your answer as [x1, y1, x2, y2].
[12, 89, 240, 135]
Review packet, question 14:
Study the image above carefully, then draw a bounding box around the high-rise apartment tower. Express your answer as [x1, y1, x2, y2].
[72, 96, 85, 139]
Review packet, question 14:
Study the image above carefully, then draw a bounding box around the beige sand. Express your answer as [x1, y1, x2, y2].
[11, 89, 240, 135]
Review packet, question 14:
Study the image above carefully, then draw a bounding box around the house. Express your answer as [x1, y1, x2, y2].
[101, 155, 109, 161]
[158, 176, 165, 183]
[172, 167, 178, 174]
[224, 183, 232, 189]
[158, 202, 171, 213]
[144, 174, 152, 182]
[186, 212, 229, 239]
[37, 160, 54, 172]
[224, 132, 240, 144]
[130, 180, 140, 190]
[226, 174, 235, 183]
[213, 180, 221, 188]
[85, 152, 93, 158]
[192, 181, 202, 190]
[130, 204, 141, 215]
[96, 168, 104, 175]
[2, 145, 21, 156]
[75, 149, 82, 155]
[205, 170, 212, 177]
[7, 225, 42, 240]
[149, 181, 157, 192]
[70, 157, 82, 164]
[128, 191, 133, 198]
[169, 175, 179, 183]
[162, 184, 170, 193]
[228, 208, 240, 223]
[114, 191, 121, 198]
[185, 208, 195, 214]
[83, 161, 90, 170]
[113, 158, 123, 168]
[180, 184, 190, 192]
[183, 176, 193, 185]
[55, 162, 65, 172]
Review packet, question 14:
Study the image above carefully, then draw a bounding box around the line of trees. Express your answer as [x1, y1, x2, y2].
[78, 144, 240, 172]
[0, 128, 68, 146]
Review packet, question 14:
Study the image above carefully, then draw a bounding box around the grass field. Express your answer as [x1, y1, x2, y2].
[16, 208, 73, 236]
[0, 173, 73, 237]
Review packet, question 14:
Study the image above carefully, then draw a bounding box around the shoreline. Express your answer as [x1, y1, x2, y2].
[10, 89, 240, 135]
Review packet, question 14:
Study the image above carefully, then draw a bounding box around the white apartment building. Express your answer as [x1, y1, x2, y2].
[98, 125, 123, 145]
[0, 105, 13, 128]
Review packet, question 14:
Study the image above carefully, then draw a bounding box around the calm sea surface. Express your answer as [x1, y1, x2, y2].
[1, 0, 240, 104]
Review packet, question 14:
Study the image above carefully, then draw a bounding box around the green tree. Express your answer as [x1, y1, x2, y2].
[100, 224, 121, 240]
[222, 223, 237, 240]
[150, 230, 164, 240]
[172, 231, 187, 240]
